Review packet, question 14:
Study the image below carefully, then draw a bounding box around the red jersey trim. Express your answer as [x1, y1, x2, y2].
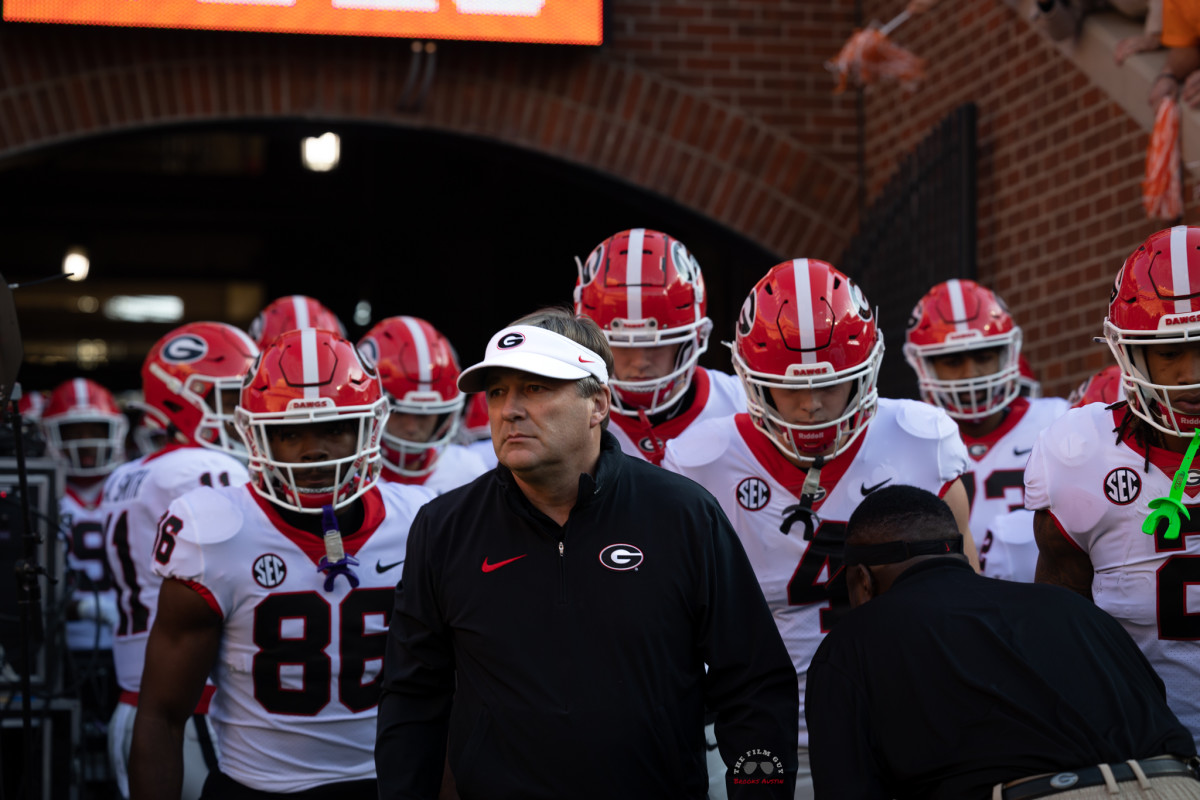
[610, 369, 714, 464]
[1042, 508, 1086, 553]
[173, 577, 224, 619]
[65, 485, 104, 510]
[1113, 407, 1200, 499]
[381, 467, 429, 486]
[734, 413, 867, 506]
[249, 486, 387, 565]
[142, 442, 195, 464]
[961, 397, 1031, 461]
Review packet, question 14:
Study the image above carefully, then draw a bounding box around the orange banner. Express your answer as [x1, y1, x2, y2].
[3, 0, 602, 44]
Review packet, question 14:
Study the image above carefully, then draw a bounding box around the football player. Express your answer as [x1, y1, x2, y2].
[1028, 225, 1200, 747]
[42, 378, 127, 654]
[130, 328, 432, 798]
[662, 258, 977, 799]
[248, 294, 346, 350]
[574, 228, 745, 465]
[904, 279, 1069, 581]
[358, 316, 487, 493]
[102, 322, 258, 800]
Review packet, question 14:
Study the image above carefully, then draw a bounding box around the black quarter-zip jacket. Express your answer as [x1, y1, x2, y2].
[377, 431, 798, 800]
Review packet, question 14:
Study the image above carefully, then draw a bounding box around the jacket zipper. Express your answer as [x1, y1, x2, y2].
[558, 539, 566, 602]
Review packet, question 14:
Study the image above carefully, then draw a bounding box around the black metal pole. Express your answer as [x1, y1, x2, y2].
[11, 387, 43, 800]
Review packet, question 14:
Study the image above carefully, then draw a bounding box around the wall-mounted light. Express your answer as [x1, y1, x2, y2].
[302, 132, 341, 172]
[354, 300, 372, 327]
[63, 247, 90, 281]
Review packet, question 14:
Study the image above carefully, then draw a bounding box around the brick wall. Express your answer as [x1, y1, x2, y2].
[0, 0, 1190, 397]
[860, 0, 1199, 398]
[0, 1, 867, 267]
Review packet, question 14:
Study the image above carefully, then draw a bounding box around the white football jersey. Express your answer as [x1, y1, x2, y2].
[980, 509, 1039, 584]
[609, 368, 747, 464]
[381, 442, 488, 495]
[1026, 402, 1200, 746]
[960, 396, 1069, 580]
[153, 481, 432, 793]
[663, 399, 968, 746]
[61, 483, 118, 651]
[101, 444, 249, 693]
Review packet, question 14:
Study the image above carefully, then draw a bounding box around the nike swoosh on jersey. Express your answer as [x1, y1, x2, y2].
[860, 478, 892, 496]
[1013, 447, 1033, 456]
[482, 554, 527, 573]
[375, 559, 404, 574]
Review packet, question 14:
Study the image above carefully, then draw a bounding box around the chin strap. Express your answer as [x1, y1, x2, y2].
[1143, 433, 1200, 540]
[317, 504, 360, 591]
[635, 409, 666, 466]
[780, 456, 826, 540]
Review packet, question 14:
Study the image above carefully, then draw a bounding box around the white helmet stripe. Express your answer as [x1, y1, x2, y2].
[292, 296, 311, 330]
[229, 325, 258, 355]
[401, 316, 433, 389]
[301, 327, 320, 400]
[793, 259, 817, 364]
[72, 377, 88, 410]
[626, 228, 644, 321]
[946, 279, 969, 332]
[1172, 225, 1191, 314]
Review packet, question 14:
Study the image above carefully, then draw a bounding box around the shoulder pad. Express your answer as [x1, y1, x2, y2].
[890, 399, 959, 441]
[1039, 405, 1106, 467]
[171, 486, 245, 545]
[662, 417, 734, 469]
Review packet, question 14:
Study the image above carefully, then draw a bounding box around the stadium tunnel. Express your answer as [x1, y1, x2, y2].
[0, 120, 781, 395]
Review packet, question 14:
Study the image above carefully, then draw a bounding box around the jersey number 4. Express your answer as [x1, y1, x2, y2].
[786, 521, 850, 632]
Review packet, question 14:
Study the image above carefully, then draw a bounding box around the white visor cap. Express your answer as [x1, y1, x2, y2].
[458, 325, 609, 393]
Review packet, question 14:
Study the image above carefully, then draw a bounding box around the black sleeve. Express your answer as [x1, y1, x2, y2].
[696, 501, 800, 800]
[375, 508, 455, 800]
[805, 646, 890, 800]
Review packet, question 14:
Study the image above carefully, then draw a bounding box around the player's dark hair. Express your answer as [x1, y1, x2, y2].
[846, 484, 959, 546]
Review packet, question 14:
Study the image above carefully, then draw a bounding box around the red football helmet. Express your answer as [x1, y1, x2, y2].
[41, 379, 127, 477]
[236, 328, 388, 513]
[358, 316, 465, 478]
[141, 322, 259, 457]
[458, 392, 490, 443]
[1068, 364, 1123, 409]
[248, 295, 346, 350]
[1104, 226, 1200, 436]
[732, 259, 883, 462]
[903, 279, 1023, 420]
[574, 228, 712, 415]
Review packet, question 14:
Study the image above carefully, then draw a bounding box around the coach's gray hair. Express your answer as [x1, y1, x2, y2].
[509, 306, 613, 429]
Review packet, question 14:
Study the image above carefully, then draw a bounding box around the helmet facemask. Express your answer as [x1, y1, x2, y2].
[904, 332, 1022, 422]
[236, 400, 388, 514]
[732, 336, 883, 463]
[45, 416, 128, 477]
[607, 319, 712, 416]
[381, 392, 464, 477]
[1105, 321, 1200, 437]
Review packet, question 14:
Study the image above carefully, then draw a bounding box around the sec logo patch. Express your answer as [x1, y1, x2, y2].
[253, 553, 287, 588]
[737, 477, 771, 510]
[1103, 467, 1141, 505]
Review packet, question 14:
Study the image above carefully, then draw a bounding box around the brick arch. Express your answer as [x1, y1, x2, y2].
[0, 25, 858, 259]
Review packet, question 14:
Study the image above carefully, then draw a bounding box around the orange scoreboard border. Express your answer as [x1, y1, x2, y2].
[2, 0, 603, 44]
